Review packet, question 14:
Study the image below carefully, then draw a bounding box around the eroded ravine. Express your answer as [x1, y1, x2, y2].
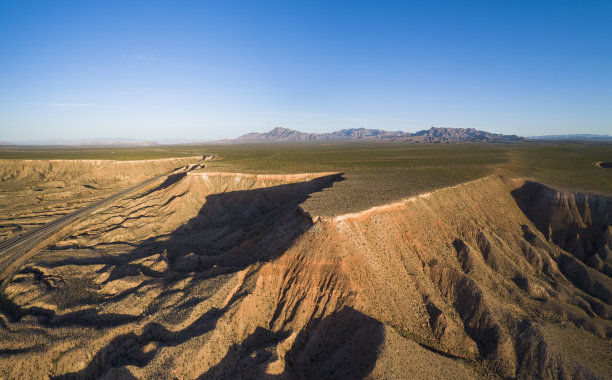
[0, 158, 200, 243]
[0, 172, 610, 379]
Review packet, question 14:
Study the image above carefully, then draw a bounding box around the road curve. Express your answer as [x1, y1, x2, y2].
[0, 168, 186, 282]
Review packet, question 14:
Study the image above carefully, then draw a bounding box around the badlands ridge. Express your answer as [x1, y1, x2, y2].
[0, 164, 611, 379]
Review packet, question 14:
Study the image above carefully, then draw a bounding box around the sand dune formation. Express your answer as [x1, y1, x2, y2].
[0, 160, 611, 379]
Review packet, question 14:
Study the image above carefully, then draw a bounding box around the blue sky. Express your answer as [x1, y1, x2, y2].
[1, 0, 610, 141]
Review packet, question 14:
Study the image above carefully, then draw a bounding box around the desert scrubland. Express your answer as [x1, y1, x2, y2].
[0, 143, 611, 379]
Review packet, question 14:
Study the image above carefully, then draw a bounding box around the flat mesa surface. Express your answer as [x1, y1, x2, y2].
[1, 142, 611, 218]
[191, 142, 612, 216]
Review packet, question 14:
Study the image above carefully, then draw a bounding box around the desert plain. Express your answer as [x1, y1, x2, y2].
[0, 142, 611, 379]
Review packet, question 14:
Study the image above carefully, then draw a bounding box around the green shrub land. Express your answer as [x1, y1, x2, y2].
[1, 141, 610, 216]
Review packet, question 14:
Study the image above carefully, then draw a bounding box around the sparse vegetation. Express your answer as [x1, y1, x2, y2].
[193, 142, 612, 215]
[2, 141, 610, 217]
[0, 146, 204, 161]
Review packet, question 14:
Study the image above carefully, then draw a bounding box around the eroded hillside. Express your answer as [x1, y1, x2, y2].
[0, 158, 199, 243]
[0, 171, 610, 379]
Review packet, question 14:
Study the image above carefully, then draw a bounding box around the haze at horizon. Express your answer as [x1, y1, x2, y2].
[1, 0, 611, 141]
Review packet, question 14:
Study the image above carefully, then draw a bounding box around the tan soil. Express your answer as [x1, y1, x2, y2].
[0, 158, 199, 243]
[0, 168, 610, 379]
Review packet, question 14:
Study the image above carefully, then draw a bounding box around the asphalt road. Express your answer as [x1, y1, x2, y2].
[0, 169, 180, 282]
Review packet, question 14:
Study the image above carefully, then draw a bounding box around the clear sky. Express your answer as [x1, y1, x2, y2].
[1, 0, 611, 141]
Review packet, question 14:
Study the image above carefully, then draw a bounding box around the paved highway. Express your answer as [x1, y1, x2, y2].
[0, 168, 182, 281]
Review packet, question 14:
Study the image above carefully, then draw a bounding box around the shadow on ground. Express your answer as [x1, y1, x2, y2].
[200, 306, 384, 379]
[141, 172, 187, 197]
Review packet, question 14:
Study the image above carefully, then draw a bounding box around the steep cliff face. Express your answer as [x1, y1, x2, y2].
[262, 176, 610, 378]
[512, 181, 612, 274]
[0, 174, 610, 379]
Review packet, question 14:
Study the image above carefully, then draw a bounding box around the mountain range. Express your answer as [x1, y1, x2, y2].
[7, 129, 609, 147]
[220, 127, 526, 144]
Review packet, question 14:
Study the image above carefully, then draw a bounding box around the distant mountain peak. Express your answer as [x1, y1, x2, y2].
[269, 127, 292, 133]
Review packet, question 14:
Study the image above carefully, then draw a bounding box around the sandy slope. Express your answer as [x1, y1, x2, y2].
[0, 158, 199, 243]
[0, 171, 610, 379]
